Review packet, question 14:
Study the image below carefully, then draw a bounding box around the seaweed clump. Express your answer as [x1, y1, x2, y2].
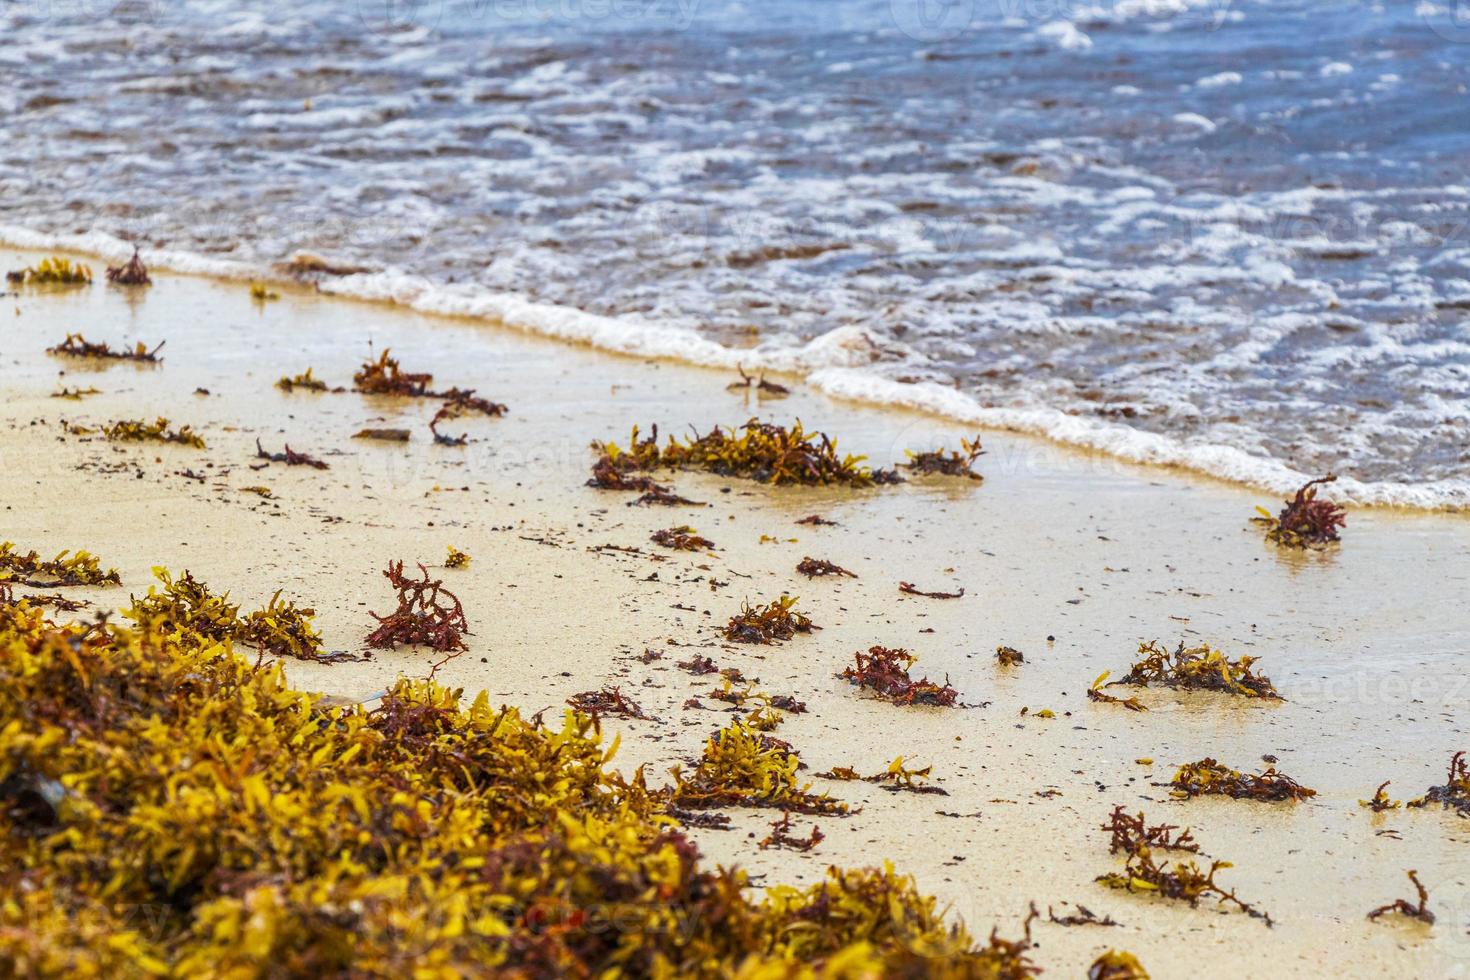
[1406, 750, 1470, 816]
[1098, 805, 1270, 925]
[1253, 474, 1346, 547]
[0, 542, 120, 589]
[600, 419, 896, 487]
[1367, 870, 1434, 925]
[723, 595, 815, 644]
[47, 333, 163, 362]
[275, 368, 338, 392]
[1113, 640, 1280, 699]
[104, 417, 205, 449]
[105, 248, 150, 286]
[670, 719, 849, 815]
[1360, 781, 1400, 812]
[445, 545, 470, 569]
[567, 686, 651, 720]
[903, 435, 984, 480]
[651, 526, 715, 551]
[796, 557, 856, 578]
[255, 439, 328, 469]
[996, 646, 1024, 666]
[1169, 759, 1316, 802]
[840, 646, 960, 707]
[7, 256, 91, 285]
[0, 600, 1033, 976]
[366, 560, 470, 653]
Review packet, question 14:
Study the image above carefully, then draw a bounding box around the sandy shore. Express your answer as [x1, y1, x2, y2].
[3, 247, 1468, 976]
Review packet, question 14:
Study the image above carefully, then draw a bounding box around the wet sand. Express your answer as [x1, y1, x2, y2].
[2, 248, 1468, 976]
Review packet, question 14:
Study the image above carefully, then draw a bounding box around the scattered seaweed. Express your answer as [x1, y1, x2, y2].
[50, 385, 101, 400]
[670, 719, 849, 815]
[1112, 640, 1280, 699]
[1089, 951, 1149, 980]
[632, 486, 705, 507]
[727, 365, 791, 396]
[796, 514, 839, 526]
[651, 526, 716, 551]
[275, 368, 338, 392]
[354, 349, 433, 396]
[365, 560, 470, 653]
[255, 438, 328, 469]
[996, 646, 1025, 666]
[840, 646, 960, 707]
[445, 546, 470, 569]
[1169, 759, 1316, 802]
[1367, 870, 1434, 925]
[866, 757, 948, 795]
[47, 333, 163, 362]
[760, 813, 824, 851]
[0, 542, 120, 589]
[677, 654, 720, 675]
[1253, 474, 1346, 547]
[1098, 806, 1270, 925]
[104, 417, 205, 449]
[903, 436, 985, 480]
[105, 248, 150, 286]
[898, 581, 965, 599]
[723, 595, 815, 644]
[1087, 672, 1148, 712]
[249, 281, 280, 301]
[796, 557, 856, 579]
[7, 256, 91, 285]
[1406, 750, 1470, 816]
[1047, 903, 1120, 928]
[1102, 806, 1200, 856]
[0, 598, 1028, 975]
[1359, 781, 1401, 812]
[567, 686, 651, 720]
[353, 427, 410, 442]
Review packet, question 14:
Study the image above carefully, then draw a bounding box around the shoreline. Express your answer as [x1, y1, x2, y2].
[4, 247, 1469, 976]
[4, 227, 1465, 511]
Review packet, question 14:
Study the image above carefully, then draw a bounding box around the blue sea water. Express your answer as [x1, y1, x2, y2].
[2, 0, 1468, 497]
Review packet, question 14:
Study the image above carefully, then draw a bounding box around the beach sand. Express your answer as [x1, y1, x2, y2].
[3, 247, 1468, 976]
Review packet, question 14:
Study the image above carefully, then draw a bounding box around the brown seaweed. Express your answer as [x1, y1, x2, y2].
[902, 436, 984, 480]
[1169, 758, 1315, 802]
[995, 646, 1025, 666]
[723, 596, 815, 644]
[105, 417, 205, 449]
[651, 526, 716, 551]
[1253, 474, 1346, 547]
[445, 546, 470, 569]
[727, 365, 791, 396]
[105, 247, 151, 286]
[7, 256, 91, 285]
[1113, 640, 1280, 699]
[839, 646, 960, 707]
[1087, 672, 1148, 712]
[759, 812, 823, 851]
[365, 560, 470, 653]
[1406, 750, 1470, 816]
[48, 333, 163, 362]
[1088, 951, 1149, 979]
[1367, 870, 1434, 924]
[796, 557, 856, 578]
[567, 686, 651, 720]
[898, 581, 965, 599]
[275, 368, 339, 392]
[255, 439, 328, 469]
[1359, 780, 1401, 812]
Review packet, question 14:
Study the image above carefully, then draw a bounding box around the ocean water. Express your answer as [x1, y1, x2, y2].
[3, 0, 1469, 505]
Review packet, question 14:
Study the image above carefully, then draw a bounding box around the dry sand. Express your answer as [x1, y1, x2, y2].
[2, 247, 1469, 976]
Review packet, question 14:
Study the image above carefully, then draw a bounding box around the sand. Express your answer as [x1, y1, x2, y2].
[2, 247, 1468, 976]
